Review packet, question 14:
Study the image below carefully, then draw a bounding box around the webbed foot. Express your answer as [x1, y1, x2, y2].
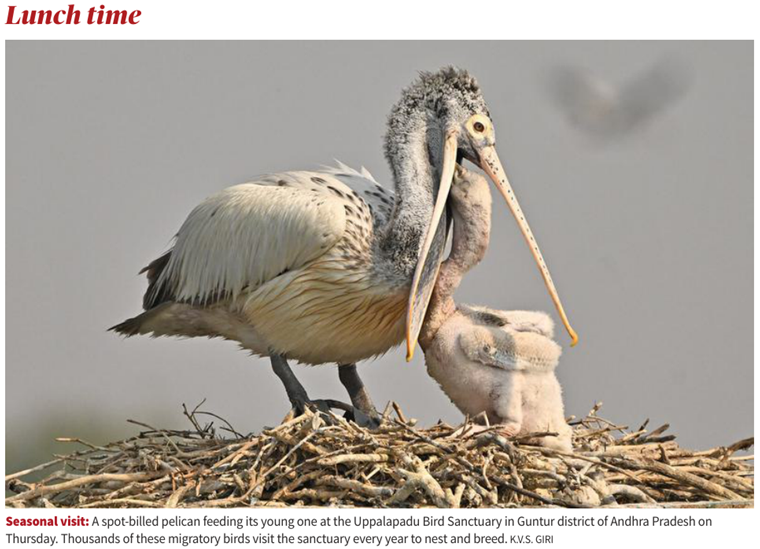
[342, 407, 383, 429]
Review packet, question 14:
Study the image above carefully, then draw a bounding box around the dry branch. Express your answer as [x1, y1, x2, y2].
[5, 404, 753, 508]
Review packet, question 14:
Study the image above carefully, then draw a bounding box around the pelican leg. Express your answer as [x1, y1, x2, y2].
[270, 355, 353, 420]
[270, 354, 310, 412]
[338, 364, 381, 428]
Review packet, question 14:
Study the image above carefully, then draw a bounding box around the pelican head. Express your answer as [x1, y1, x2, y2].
[395, 68, 578, 360]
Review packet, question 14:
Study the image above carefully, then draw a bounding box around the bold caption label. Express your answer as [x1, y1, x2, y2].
[6, 5, 141, 25]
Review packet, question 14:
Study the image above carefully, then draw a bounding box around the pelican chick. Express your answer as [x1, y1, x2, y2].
[420, 167, 572, 451]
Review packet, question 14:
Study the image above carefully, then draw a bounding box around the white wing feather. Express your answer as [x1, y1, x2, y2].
[157, 183, 346, 304]
[153, 162, 393, 306]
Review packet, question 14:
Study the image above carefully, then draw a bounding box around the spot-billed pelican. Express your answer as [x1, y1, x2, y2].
[420, 166, 571, 450]
[111, 67, 577, 423]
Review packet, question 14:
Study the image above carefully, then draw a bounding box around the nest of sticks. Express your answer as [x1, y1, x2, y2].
[6, 402, 754, 509]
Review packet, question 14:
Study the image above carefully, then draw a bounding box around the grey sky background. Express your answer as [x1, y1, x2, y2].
[5, 41, 753, 471]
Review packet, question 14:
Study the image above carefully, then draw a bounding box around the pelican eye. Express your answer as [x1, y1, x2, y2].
[473, 121, 485, 133]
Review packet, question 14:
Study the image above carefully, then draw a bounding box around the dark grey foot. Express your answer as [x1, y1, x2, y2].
[342, 407, 382, 429]
[300, 398, 381, 428]
[338, 364, 382, 429]
[292, 397, 354, 417]
[269, 355, 353, 420]
[300, 399, 381, 429]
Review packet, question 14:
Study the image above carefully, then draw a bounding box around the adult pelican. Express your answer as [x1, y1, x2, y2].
[111, 67, 577, 423]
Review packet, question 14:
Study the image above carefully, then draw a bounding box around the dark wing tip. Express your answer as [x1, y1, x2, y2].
[141, 251, 173, 310]
[108, 316, 142, 336]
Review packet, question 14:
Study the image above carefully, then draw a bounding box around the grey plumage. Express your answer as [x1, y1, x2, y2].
[376, 68, 490, 281]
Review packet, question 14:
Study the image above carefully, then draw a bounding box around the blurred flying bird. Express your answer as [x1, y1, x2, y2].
[547, 57, 690, 139]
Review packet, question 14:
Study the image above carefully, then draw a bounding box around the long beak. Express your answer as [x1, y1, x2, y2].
[479, 145, 579, 347]
[405, 129, 459, 361]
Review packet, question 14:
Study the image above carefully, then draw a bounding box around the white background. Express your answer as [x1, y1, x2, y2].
[1, 1, 757, 547]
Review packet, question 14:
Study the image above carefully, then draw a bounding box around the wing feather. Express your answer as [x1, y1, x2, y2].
[320, 161, 394, 229]
[143, 162, 390, 309]
[152, 183, 346, 306]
